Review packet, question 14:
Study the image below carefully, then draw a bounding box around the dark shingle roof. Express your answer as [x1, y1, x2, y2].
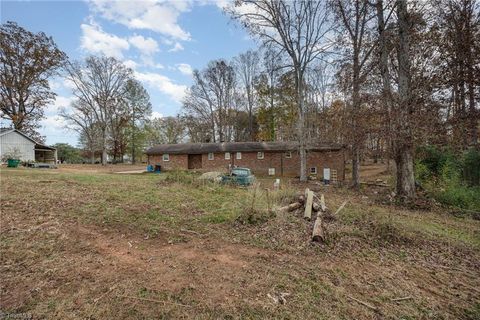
[145, 141, 343, 155]
[0, 128, 14, 135]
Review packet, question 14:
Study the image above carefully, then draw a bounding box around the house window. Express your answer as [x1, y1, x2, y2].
[285, 151, 292, 158]
[257, 152, 264, 159]
[236, 152, 242, 160]
[268, 168, 275, 176]
[310, 167, 317, 174]
[208, 153, 214, 160]
[225, 152, 231, 160]
[163, 154, 169, 161]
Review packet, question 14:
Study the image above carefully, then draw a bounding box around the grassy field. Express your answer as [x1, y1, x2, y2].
[1, 165, 479, 319]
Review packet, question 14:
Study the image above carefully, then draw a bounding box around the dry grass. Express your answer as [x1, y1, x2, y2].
[1, 165, 479, 319]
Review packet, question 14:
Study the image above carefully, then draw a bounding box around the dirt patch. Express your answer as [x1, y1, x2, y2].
[1, 168, 479, 319]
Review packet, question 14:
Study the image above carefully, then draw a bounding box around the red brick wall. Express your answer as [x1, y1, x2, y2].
[148, 154, 188, 171]
[148, 149, 345, 180]
[201, 152, 232, 171]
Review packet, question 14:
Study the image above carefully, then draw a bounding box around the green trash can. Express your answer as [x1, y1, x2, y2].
[7, 159, 21, 168]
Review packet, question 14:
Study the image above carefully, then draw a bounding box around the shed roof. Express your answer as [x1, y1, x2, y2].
[0, 128, 56, 150]
[145, 141, 343, 155]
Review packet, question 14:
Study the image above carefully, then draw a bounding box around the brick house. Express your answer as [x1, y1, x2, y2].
[146, 141, 345, 180]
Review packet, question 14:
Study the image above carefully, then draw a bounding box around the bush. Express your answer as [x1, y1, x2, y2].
[235, 186, 275, 225]
[416, 146, 480, 211]
[164, 170, 197, 184]
[462, 148, 480, 186]
[433, 185, 480, 211]
[415, 160, 431, 182]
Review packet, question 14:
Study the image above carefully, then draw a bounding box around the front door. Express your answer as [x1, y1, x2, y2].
[188, 154, 202, 169]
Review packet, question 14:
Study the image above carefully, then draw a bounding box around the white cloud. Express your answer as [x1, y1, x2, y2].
[128, 35, 159, 55]
[150, 111, 163, 120]
[40, 115, 67, 130]
[89, 0, 191, 41]
[176, 63, 193, 76]
[123, 59, 138, 70]
[45, 96, 74, 114]
[80, 22, 130, 58]
[168, 42, 184, 52]
[134, 71, 187, 103]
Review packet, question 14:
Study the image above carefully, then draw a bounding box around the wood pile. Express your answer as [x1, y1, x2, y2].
[277, 188, 347, 243]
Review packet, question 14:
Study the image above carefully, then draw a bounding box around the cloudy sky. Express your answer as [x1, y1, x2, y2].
[1, 0, 256, 145]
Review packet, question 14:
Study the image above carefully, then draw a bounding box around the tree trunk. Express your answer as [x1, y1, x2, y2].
[376, 0, 393, 168]
[101, 128, 108, 166]
[131, 111, 136, 164]
[351, 52, 361, 189]
[297, 70, 307, 182]
[395, 0, 415, 199]
[352, 144, 360, 188]
[395, 145, 415, 198]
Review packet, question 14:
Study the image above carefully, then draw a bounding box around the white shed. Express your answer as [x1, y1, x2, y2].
[0, 128, 57, 163]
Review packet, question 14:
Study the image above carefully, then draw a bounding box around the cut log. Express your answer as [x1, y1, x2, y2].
[304, 190, 314, 220]
[298, 195, 305, 204]
[320, 194, 326, 212]
[312, 215, 325, 242]
[278, 202, 302, 213]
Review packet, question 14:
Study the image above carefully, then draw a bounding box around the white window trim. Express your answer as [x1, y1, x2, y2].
[163, 154, 169, 161]
[257, 152, 264, 160]
[236, 152, 242, 160]
[310, 167, 317, 174]
[208, 152, 214, 160]
[285, 151, 292, 158]
[225, 152, 231, 160]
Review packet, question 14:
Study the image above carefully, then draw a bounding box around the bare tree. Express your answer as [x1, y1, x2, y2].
[234, 49, 260, 140]
[332, 0, 377, 188]
[60, 100, 101, 164]
[436, 0, 480, 147]
[256, 46, 284, 141]
[64, 56, 132, 165]
[229, 0, 332, 181]
[0, 21, 66, 137]
[183, 60, 237, 142]
[146, 116, 186, 145]
[124, 79, 152, 164]
[394, 0, 415, 198]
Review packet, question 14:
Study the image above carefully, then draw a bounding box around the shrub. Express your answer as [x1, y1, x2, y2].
[164, 170, 196, 184]
[415, 146, 480, 211]
[462, 148, 480, 186]
[433, 185, 480, 211]
[415, 160, 431, 183]
[416, 145, 448, 176]
[235, 186, 275, 225]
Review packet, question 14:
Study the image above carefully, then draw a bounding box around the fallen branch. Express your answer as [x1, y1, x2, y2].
[118, 295, 191, 308]
[360, 182, 389, 187]
[180, 228, 200, 235]
[347, 296, 378, 311]
[390, 296, 412, 302]
[334, 201, 348, 215]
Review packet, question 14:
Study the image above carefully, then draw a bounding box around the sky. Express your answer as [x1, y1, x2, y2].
[0, 0, 257, 145]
